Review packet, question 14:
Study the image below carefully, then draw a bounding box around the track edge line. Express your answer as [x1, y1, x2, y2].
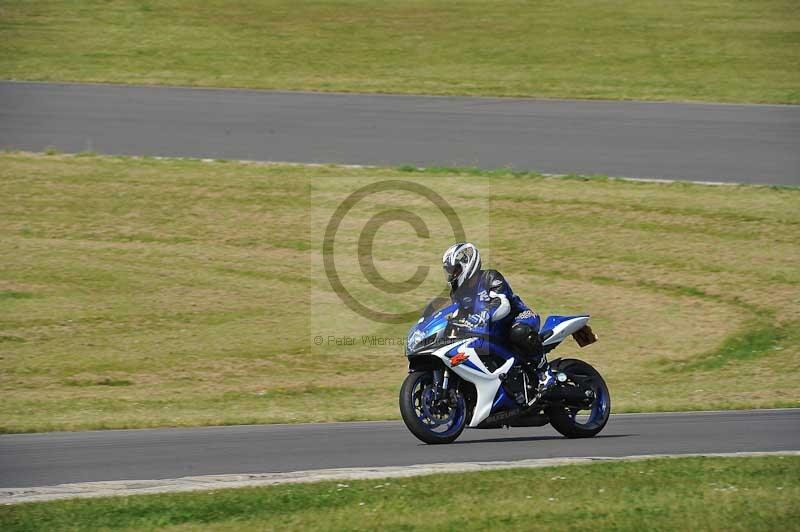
[3, 450, 798, 505]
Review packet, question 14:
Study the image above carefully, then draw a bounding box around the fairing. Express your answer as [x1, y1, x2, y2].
[406, 306, 591, 428]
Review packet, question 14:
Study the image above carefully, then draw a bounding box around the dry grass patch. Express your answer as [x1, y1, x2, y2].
[0, 152, 798, 432]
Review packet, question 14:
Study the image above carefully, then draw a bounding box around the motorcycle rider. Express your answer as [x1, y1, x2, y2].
[442, 242, 553, 396]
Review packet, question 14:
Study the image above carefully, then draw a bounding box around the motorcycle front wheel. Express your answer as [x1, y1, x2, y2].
[399, 370, 467, 444]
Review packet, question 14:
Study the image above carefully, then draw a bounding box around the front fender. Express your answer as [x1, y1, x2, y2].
[407, 354, 446, 373]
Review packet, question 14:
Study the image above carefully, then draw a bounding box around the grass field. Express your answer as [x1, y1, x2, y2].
[0, 152, 798, 433]
[1, 456, 798, 531]
[1, 0, 798, 103]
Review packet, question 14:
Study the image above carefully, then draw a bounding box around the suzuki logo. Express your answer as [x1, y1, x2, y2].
[450, 351, 469, 367]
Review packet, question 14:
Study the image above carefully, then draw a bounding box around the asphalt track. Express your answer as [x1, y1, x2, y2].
[1, 82, 798, 185]
[1, 409, 798, 489]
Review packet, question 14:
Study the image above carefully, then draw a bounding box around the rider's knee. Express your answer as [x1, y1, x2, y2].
[509, 321, 543, 360]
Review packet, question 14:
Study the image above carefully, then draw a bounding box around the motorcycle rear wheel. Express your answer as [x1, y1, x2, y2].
[399, 370, 467, 444]
[546, 358, 611, 438]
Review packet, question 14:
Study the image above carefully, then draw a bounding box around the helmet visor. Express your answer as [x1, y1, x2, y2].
[443, 262, 462, 284]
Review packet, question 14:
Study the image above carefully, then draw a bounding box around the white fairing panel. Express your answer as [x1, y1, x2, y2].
[541, 316, 590, 346]
[431, 339, 515, 428]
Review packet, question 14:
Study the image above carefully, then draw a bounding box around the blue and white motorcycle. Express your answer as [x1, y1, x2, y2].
[400, 299, 610, 444]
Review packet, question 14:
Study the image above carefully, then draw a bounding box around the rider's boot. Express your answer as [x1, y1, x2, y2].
[518, 359, 557, 406]
[514, 357, 547, 403]
[535, 366, 556, 395]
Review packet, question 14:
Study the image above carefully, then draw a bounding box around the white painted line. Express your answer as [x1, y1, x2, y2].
[2, 451, 797, 505]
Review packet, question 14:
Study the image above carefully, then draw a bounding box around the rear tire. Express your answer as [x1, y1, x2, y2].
[400, 370, 467, 444]
[546, 359, 610, 438]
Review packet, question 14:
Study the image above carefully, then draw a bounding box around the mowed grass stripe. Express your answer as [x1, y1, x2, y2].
[1, 0, 798, 103]
[0, 152, 798, 433]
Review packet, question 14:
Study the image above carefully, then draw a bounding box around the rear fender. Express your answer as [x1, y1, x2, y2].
[548, 358, 596, 393]
[549, 358, 590, 381]
[549, 358, 586, 371]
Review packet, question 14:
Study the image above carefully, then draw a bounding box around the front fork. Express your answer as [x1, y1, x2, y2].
[432, 368, 451, 400]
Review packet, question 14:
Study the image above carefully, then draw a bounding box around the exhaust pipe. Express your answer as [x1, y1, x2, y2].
[545, 385, 593, 405]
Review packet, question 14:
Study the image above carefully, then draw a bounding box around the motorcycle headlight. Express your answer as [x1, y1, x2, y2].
[407, 329, 425, 354]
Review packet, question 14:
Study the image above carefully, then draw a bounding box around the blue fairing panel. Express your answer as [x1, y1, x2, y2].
[420, 303, 458, 336]
[477, 338, 517, 362]
[407, 303, 458, 353]
[491, 386, 517, 413]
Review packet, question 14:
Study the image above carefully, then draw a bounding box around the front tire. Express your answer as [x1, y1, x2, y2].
[400, 370, 467, 444]
[546, 359, 611, 438]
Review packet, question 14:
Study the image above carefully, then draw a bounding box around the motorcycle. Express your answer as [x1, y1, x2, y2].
[399, 298, 610, 444]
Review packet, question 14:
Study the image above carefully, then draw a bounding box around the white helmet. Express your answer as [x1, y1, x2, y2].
[442, 242, 481, 291]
